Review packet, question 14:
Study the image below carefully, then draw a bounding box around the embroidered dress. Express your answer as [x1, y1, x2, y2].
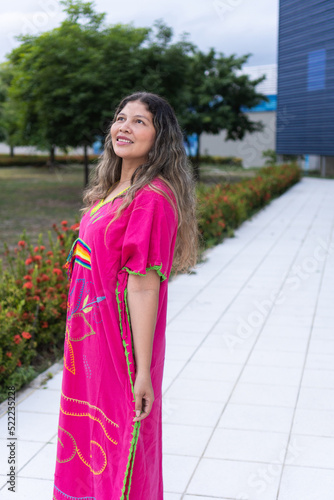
[53, 177, 178, 500]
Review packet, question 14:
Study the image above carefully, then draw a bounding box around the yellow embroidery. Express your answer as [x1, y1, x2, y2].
[77, 440, 107, 475]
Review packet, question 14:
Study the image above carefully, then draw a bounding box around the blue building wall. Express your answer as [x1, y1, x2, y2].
[276, 0, 334, 155]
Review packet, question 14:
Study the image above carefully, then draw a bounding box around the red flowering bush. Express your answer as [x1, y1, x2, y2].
[0, 219, 79, 399]
[0, 163, 300, 400]
[197, 163, 301, 248]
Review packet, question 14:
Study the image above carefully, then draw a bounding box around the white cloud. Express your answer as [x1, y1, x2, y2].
[0, 0, 279, 65]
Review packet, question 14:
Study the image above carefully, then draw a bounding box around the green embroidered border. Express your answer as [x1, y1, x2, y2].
[115, 265, 166, 499]
[122, 264, 167, 282]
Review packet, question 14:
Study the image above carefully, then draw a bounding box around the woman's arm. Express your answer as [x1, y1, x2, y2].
[127, 269, 161, 422]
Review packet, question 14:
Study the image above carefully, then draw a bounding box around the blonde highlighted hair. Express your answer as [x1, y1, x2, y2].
[81, 92, 199, 274]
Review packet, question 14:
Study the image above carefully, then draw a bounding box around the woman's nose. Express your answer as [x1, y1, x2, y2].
[119, 120, 130, 132]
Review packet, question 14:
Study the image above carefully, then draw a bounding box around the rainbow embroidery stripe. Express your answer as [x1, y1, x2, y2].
[73, 239, 92, 270]
[65, 238, 92, 280]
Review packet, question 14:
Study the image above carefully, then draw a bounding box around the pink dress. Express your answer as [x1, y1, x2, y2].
[53, 177, 178, 500]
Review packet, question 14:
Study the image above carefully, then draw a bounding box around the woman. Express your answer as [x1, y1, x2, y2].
[53, 92, 198, 500]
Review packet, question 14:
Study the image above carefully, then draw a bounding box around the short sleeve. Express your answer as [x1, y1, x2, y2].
[120, 187, 178, 282]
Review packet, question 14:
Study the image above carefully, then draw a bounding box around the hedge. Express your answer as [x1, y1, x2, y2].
[0, 154, 99, 167]
[0, 163, 301, 400]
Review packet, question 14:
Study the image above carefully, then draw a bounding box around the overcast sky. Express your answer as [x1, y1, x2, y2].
[0, 0, 279, 67]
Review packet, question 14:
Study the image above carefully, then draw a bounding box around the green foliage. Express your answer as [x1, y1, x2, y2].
[189, 155, 243, 167]
[262, 149, 277, 165]
[2, 0, 269, 171]
[0, 154, 99, 167]
[0, 222, 79, 398]
[197, 163, 301, 248]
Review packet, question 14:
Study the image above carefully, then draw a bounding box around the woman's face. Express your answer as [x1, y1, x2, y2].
[110, 100, 156, 164]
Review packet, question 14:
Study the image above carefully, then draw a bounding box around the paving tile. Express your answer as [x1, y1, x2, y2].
[164, 493, 182, 500]
[16, 389, 61, 414]
[179, 360, 242, 382]
[218, 404, 294, 433]
[230, 383, 299, 408]
[0, 439, 45, 473]
[205, 428, 289, 463]
[311, 327, 334, 340]
[18, 443, 57, 480]
[254, 336, 308, 353]
[166, 331, 207, 346]
[187, 457, 282, 499]
[287, 434, 334, 468]
[41, 371, 63, 391]
[0, 477, 54, 499]
[297, 387, 334, 411]
[305, 352, 334, 370]
[301, 368, 334, 389]
[163, 454, 198, 493]
[162, 398, 224, 427]
[278, 465, 334, 500]
[292, 408, 334, 437]
[238, 365, 302, 386]
[165, 344, 198, 362]
[192, 346, 250, 364]
[247, 349, 306, 368]
[164, 378, 233, 403]
[163, 424, 212, 457]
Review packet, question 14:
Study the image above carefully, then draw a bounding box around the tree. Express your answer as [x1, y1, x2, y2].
[0, 63, 26, 156]
[181, 49, 268, 180]
[7, 0, 149, 184]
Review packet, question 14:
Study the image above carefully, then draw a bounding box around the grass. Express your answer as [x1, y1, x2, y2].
[0, 165, 85, 254]
[0, 162, 259, 257]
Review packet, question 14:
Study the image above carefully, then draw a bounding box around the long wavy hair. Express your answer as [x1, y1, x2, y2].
[82, 91, 199, 274]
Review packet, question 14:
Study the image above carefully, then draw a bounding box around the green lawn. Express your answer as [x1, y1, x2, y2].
[0, 165, 85, 255]
[0, 163, 258, 258]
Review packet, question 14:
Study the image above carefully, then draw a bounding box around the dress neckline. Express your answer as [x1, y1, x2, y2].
[90, 183, 130, 217]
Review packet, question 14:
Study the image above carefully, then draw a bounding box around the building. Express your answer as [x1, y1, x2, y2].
[276, 0, 334, 175]
[201, 64, 278, 168]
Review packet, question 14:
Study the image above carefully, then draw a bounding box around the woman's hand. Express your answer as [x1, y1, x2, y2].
[133, 371, 154, 422]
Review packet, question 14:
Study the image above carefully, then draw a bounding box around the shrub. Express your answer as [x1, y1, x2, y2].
[0, 163, 301, 400]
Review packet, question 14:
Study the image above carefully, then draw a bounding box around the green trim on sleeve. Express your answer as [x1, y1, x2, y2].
[122, 264, 167, 282]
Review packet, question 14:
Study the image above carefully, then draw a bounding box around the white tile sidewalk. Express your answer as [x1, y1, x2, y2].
[1, 176, 334, 499]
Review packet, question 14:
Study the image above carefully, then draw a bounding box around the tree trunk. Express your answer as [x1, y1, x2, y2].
[84, 144, 89, 187]
[10, 145, 14, 157]
[50, 145, 55, 164]
[193, 133, 201, 182]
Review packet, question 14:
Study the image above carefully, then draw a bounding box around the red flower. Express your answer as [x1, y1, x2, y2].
[61, 220, 68, 226]
[60, 301, 67, 310]
[41, 274, 50, 282]
[34, 255, 42, 261]
[17, 359, 22, 367]
[22, 312, 29, 320]
[53, 268, 62, 276]
[40, 245, 46, 251]
[40, 305, 45, 311]
[70, 223, 80, 231]
[14, 335, 21, 344]
[34, 246, 39, 252]
[6, 311, 15, 318]
[6, 352, 12, 357]
[46, 251, 53, 256]
[22, 331, 32, 340]
[23, 282, 33, 290]
[24, 275, 32, 281]
[41, 321, 49, 329]
[25, 257, 33, 265]
[32, 295, 40, 301]
[46, 259, 52, 265]
[18, 240, 26, 247]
